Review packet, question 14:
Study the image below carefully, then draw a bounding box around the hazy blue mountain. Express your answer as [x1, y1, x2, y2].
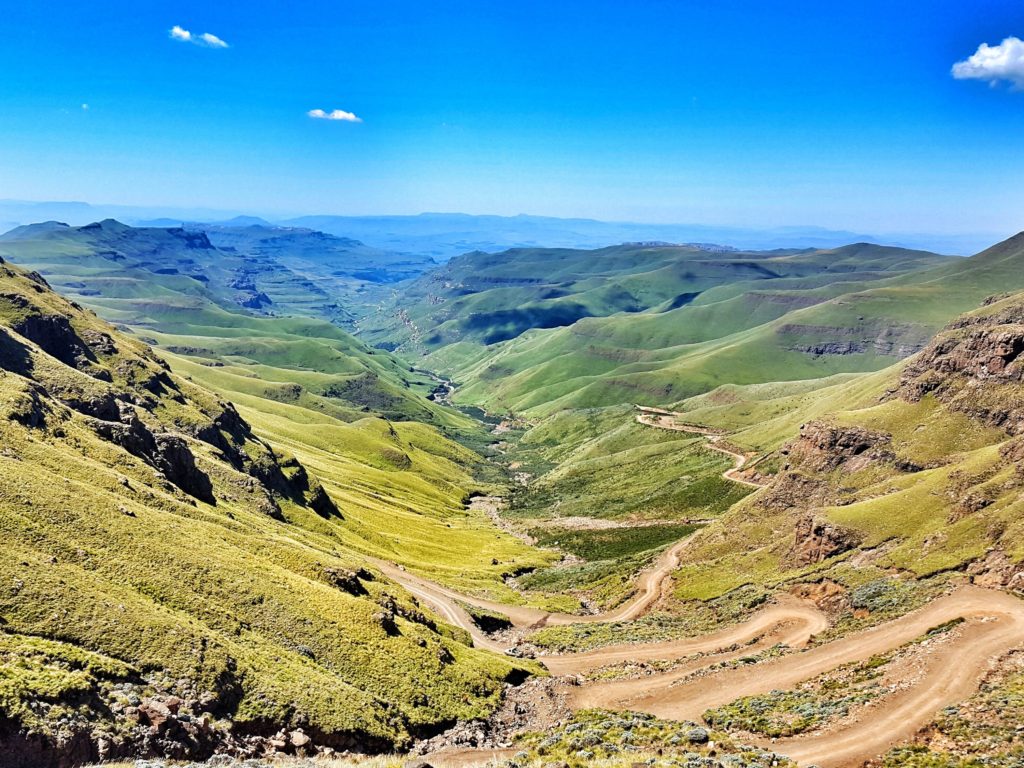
[282, 212, 998, 258]
[0, 200, 999, 260]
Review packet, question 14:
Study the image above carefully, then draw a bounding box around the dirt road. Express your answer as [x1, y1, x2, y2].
[386, 408, 1024, 767]
[634, 406, 765, 488]
[394, 563, 1024, 768]
[375, 530, 697, 639]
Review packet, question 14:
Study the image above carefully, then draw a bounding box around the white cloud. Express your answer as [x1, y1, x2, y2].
[307, 108, 363, 123]
[199, 32, 228, 49]
[81, 103, 89, 111]
[952, 36, 1024, 89]
[169, 25, 229, 49]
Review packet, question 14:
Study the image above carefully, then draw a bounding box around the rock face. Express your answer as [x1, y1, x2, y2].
[90, 408, 215, 503]
[755, 471, 834, 512]
[792, 514, 863, 565]
[781, 421, 895, 474]
[780, 322, 929, 358]
[968, 550, 1024, 593]
[893, 297, 1024, 434]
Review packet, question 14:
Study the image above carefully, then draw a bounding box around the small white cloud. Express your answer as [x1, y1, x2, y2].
[199, 32, 228, 49]
[952, 36, 1024, 89]
[169, 25, 229, 49]
[81, 103, 90, 111]
[308, 108, 363, 123]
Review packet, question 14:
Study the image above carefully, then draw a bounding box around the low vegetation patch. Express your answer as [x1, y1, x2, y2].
[531, 585, 768, 653]
[705, 615, 966, 738]
[529, 522, 700, 562]
[704, 684, 880, 738]
[514, 708, 797, 768]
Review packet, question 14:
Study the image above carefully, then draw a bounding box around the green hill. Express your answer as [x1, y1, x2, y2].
[0, 220, 465, 427]
[661, 290, 1024, 606]
[360, 241, 949, 354]
[0, 249, 551, 762]
[434, 234, 1024, 416]
[0, 219, 428, 329]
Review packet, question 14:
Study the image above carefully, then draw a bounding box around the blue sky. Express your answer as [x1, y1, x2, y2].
[0, 1, 1021, 235]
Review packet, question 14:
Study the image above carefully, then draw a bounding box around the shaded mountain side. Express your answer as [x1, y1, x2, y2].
[0, 256, 534, 765]
[193, 223, 436, 319]
[666, 291, 1024, 608]
[0, 218, 434, 328]
[0, 218, 348, 323]
[199, 223, 434, 279]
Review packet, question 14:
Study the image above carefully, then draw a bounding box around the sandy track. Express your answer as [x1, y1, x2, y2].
[545, 594, 828, 675]
[374, 531, 696, 644]
[576, 587, 1024, 767]
[385, 408, 759, 642]
[383, 408, 763, 639]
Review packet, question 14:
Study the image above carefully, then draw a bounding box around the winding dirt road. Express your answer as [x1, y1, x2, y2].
[389, 409, 1024, 767]
[634, 405, 765, 488]
[375, 528, 697, 640]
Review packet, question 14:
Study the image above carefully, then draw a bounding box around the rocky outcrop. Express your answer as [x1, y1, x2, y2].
[780, 421, 896, 473]
[89, 408, 215, 504]
[781, 322, 928, 358]
[967, 550, 1024, 594]
[892, 297, 1024, 434]
[236, 291, 273, 309]
[325, 567, 373, 596]
[755, 471, 835, 512]
[791, 514, 863, 565]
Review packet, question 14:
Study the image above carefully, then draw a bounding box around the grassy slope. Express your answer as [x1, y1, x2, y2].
[497, 406, 752, 608]
[0, 257, 549, 750]
[360, 242, 947, 355]
[0, 223, 567, 596]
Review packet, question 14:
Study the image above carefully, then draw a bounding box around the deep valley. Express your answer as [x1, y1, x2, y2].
[0, 216, 1020, 768]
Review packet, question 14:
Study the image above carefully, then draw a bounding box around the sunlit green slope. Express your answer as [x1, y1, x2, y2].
[665, 290, 1024, 604]
[361, 241, 948, 355]
[0, 256, 545, 761]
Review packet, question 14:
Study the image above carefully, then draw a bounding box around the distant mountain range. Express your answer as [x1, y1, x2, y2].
[0, 199, 1003, 257]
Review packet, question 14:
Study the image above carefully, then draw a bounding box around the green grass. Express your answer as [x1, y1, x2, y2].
[529, 523, 700, 561]
[0, 255, 546, 749]
[361, 241, 949, 361]
[400, 235, 1024, 417]
[498, 405, 751, 607]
